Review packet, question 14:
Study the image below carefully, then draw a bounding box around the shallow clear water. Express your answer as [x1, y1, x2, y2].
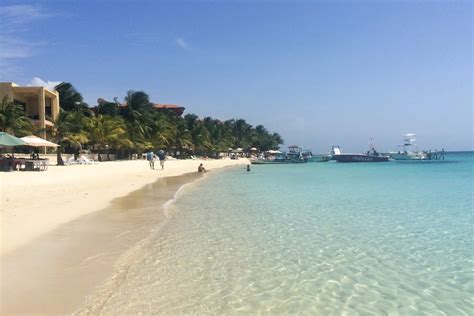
[91, 153, 473, 315]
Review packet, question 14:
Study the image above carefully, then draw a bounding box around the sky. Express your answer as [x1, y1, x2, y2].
[0, 0, 472, 151]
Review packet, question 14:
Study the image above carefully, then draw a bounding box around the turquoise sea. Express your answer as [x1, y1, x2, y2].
[86, 152, 473, 315]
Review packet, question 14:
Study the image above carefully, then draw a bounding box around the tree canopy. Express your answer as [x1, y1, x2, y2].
[15, 82, 284, 161]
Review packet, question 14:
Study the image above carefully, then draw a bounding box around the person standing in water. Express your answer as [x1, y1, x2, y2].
[246, 165, 251, 172]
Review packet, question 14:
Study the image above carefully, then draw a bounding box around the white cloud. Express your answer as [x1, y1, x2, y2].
[175, 37, 189, 49]
[28, 77, 62, 90]
[0, 5, 48, 18]
[0, 5, 49, 31]
[0, 37, 45, 59]
[0, 4, 51, 80]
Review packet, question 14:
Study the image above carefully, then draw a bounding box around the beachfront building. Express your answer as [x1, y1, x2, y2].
[152, 104, 185, 116]
[0, 82, 60, 140]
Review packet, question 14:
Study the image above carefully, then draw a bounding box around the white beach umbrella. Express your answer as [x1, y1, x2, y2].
[21, 135, 60, 147]
[250, 147, 258, 151]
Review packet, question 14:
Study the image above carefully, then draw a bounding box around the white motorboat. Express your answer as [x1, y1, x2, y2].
[389, 134, 428, 161]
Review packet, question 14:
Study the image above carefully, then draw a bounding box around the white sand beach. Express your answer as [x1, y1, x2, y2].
[0, 158, 248, 256]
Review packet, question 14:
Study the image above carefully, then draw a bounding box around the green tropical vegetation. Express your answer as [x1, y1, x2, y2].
[55, 82, 90, 114]
[0, 96, 35, 136]
[2, 82, 284, 163]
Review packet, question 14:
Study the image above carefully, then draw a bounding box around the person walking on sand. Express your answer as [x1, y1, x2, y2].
[198, 163, 207, 173]
[146, 151, 155, 169]
[157, 149, 166, 170]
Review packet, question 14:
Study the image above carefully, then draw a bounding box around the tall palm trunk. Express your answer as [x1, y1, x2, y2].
[57, 147, 64, 166]
[56, 133, 65, 165]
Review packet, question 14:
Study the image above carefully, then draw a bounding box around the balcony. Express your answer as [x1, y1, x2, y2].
[27, 116, 55, 128]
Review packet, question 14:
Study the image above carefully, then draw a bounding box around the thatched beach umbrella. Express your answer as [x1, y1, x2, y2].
[0, 132, 26, 147]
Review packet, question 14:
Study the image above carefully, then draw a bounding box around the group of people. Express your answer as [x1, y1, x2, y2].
[146, 151, 251, 174]
[146, 150, 166, 170]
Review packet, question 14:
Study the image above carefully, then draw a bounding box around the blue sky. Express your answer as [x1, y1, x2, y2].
[1, 0, 472, 151]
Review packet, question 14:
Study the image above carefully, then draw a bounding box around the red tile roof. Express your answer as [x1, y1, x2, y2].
[153, 104, 185, 115]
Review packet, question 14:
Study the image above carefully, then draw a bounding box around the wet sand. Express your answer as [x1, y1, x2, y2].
[1, 158, 249, 256]
[0, 172, 202, 314]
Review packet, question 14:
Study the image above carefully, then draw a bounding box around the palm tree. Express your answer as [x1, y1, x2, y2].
[97, 100, 119, 116]
[122, 91, 153, 131]
[50, 84, 285, 160]
[86, 114, 129, 161]
[0, 96, 34, 135]
[201, 117, 230, 154]
[227, 119, 252, 148]
[55, 82, 90, 113]
[150, 112, 174, 149]
[185, 114, 211, 154]
[67, 133, 89, 154]
[120, 90, 156, 150]
[171, 118, 192, 157]
[52, 110, 89, 165]
[223, 119, 237, 148]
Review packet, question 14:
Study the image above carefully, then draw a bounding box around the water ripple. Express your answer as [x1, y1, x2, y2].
[81, 154, 473, 314]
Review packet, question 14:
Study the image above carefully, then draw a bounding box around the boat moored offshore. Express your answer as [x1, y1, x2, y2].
[288, 145, 331, 162]
[331, 145, 390, 163]
[389, 134, 428, 161]
[250, 146, 306, 164]
[306, 154, 332, 162]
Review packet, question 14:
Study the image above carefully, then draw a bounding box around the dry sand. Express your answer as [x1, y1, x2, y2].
[0, 158, 248, 256]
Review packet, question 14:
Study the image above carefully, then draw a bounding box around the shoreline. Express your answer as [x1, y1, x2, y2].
[0, 158, 248, 256]
[76, 171, 217, 315]
[0, 159, 248, 314]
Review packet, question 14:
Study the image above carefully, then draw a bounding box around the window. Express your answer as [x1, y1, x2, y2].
[13, 99, 27, 112]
